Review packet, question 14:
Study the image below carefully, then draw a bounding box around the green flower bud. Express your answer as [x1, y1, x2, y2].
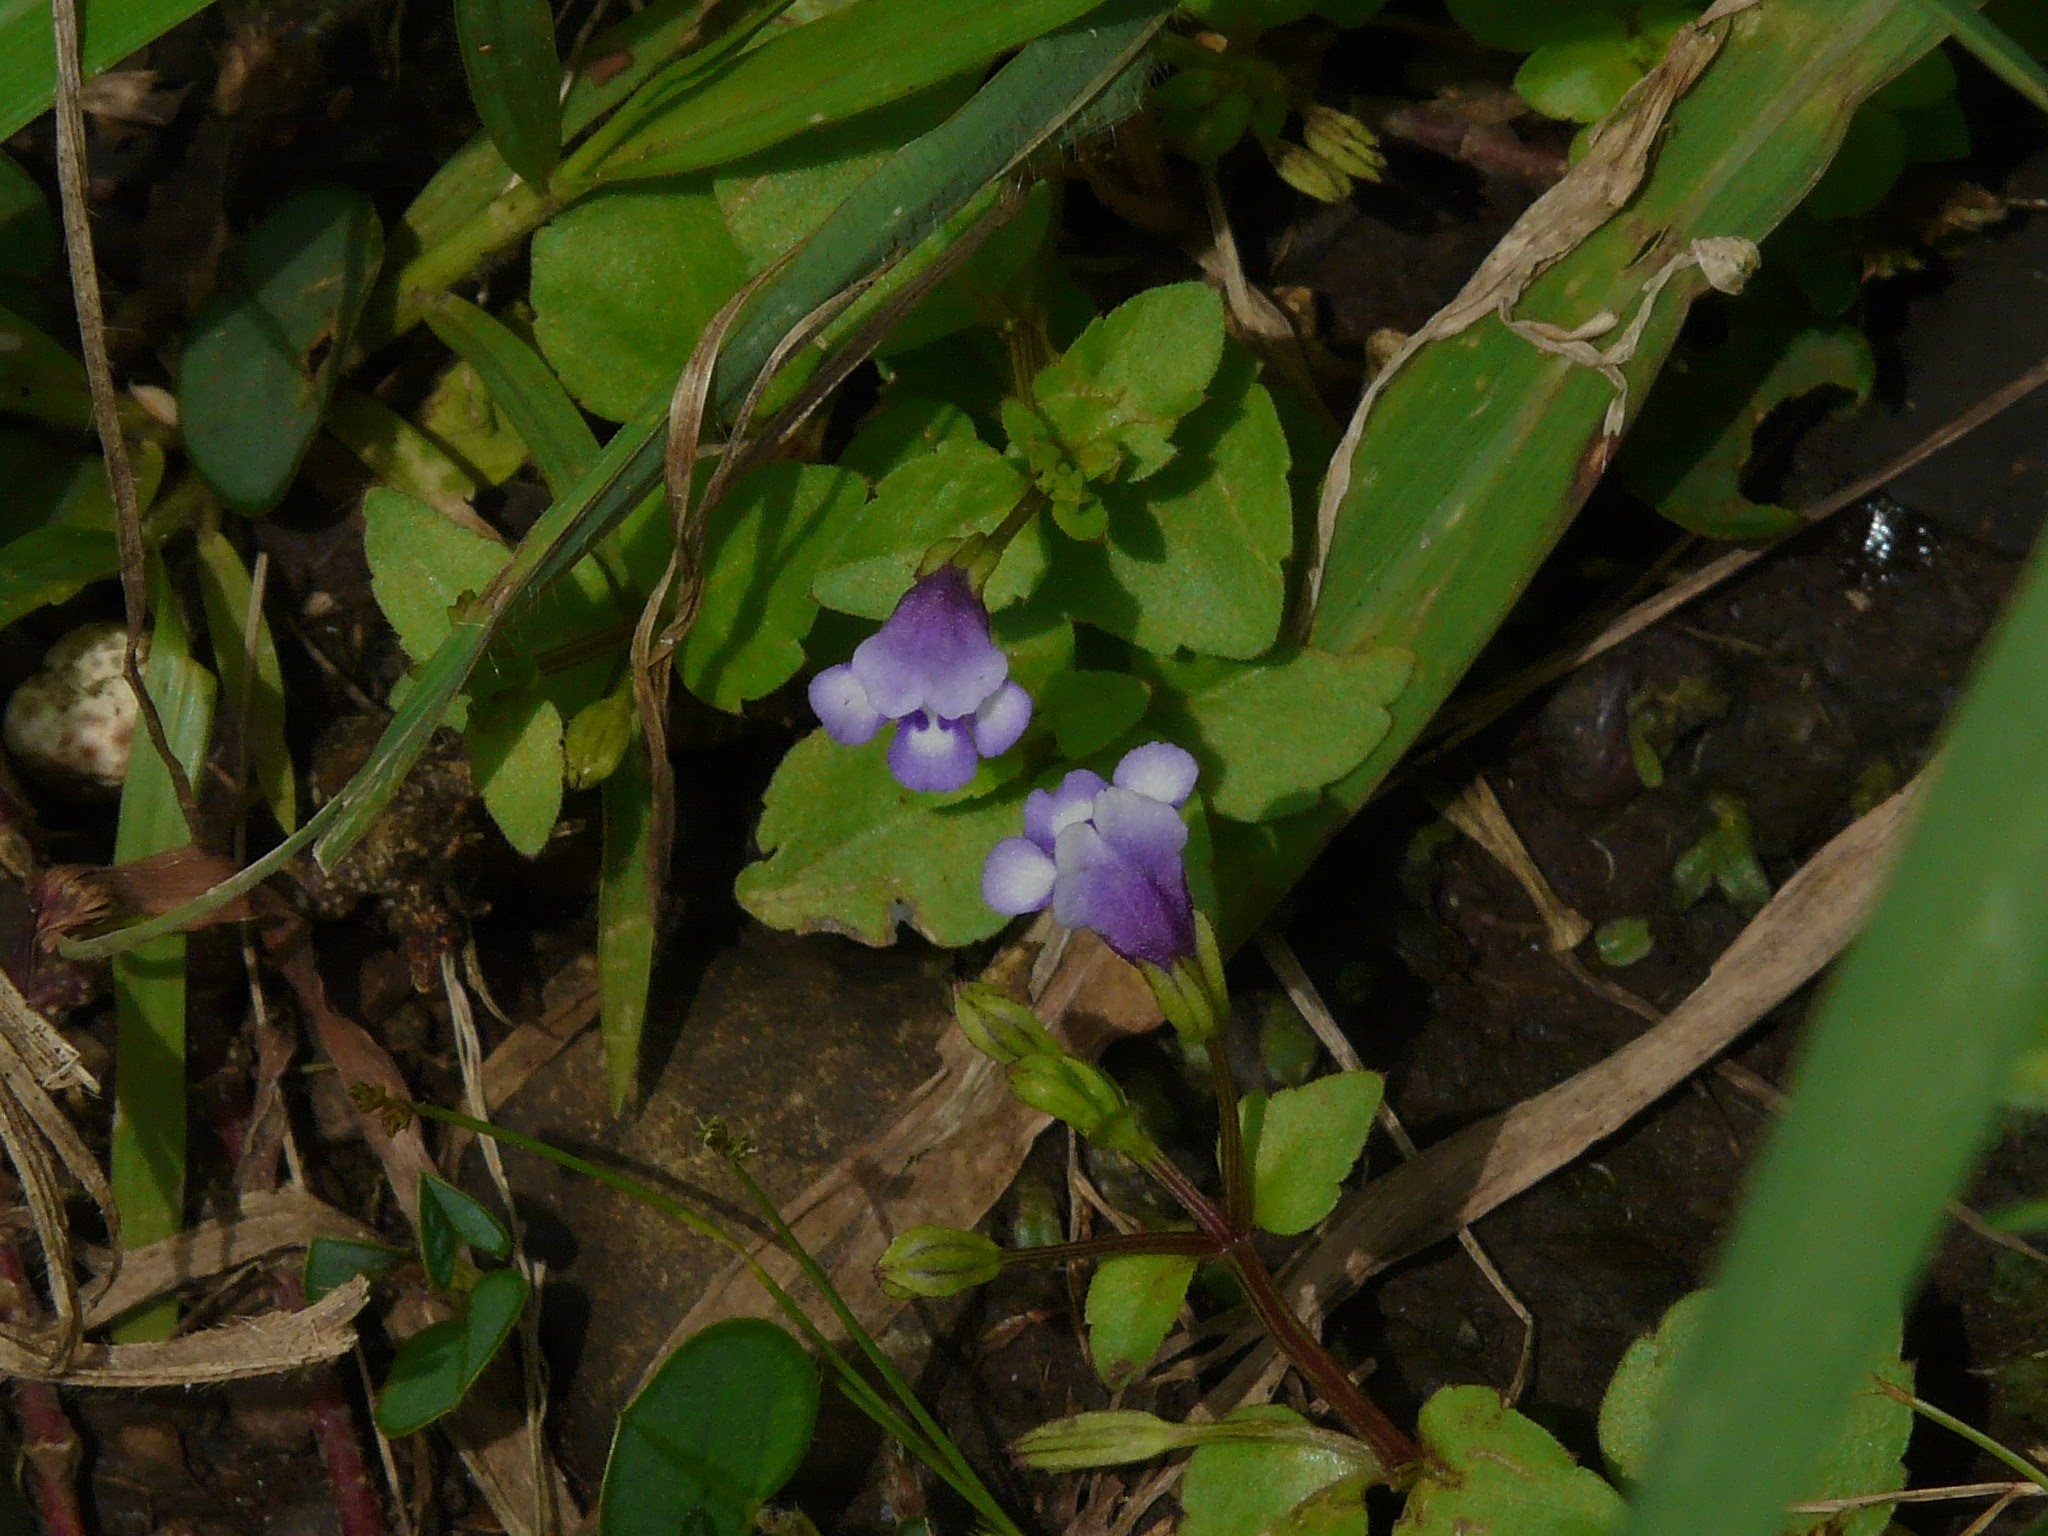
[563, 694, 635, 790]
[1263, 138, 1352, 204]
[1139, 912, 1231, 1044]
[1013, 1410, 1194, 1471]
[876, 1225, 1003, 1298]
[1009, 1057, 1158, 1162]
[953, 983, 1060, 1064]
[1300, 105, 1386, 183]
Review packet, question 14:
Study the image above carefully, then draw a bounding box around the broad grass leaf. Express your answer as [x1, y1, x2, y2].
[600, 1318, 818, 1536]
[180, 189, 383, 514]
[1181, 1406, 1362, 1536]
[1243, 1071, 1383, 1236]
[1051, 349, 1291, 660]
[362, 487, 510, 661]
[530, 181, 746, 422]
[375, 1267, 529, 1436]
[463, 690, 564, 857]
[0, 0, 218, 139]
[1150, 648, 1414, 822]
[1598, 1291, 1910, 1536]
[1086, 1253, 1197, 1386]
[1396, 1386, 1624, 1536]
[455, 0, 562, 191]
[680, 462, 867, 712]
[811, 441, 1036, 620]
[736, 729, 1032, 947]
[598, 743, 656, 1113]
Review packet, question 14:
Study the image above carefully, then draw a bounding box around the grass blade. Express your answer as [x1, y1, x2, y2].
[108, 564, 216, 1341]
[1909, 0, 2048, 115]
[424, 293, 600, 496]
[0, 0, 214, 140]
[456, 0, 563, 191]
[193, 529, 298, 832]
[598, 740, 657, 1113]
[1624, 539, 2048, 1536]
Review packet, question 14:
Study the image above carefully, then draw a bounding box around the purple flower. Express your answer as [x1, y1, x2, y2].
[982, 742, 1201, 969]
[808, 565, 1033, 794]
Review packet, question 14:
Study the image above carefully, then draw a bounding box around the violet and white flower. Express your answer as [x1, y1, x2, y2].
[982, 741, 1201, 969]
[808, 565, 1033, 794]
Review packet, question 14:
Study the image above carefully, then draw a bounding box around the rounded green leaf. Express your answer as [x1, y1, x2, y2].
[1805, 103, 1908, 221]
[1182, 1406, 1361, 1536]
[1515, 25, 1642, 124]
[530, 182, 746, 421]
[362, 486, 510, 662]
[1087, 1253, 1197, 1386]
[375, 1267, 529, 1437]
[1397, 1386, 1624, 1536]
[418, 1172, 513, 1293]
[180, 188, 384, 514]
[464, 692, 564, 857]
[1042, 669, 1151, 760]
[1243, 1071, 1384, 1236]
[600, 1318, 819, 1536]
[1446, 0, 1630, 53]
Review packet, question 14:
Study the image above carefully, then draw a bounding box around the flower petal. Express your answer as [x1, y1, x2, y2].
[983, 837, 1057, 915]
[1023, 769, 1108, 853]
[1051, 821, 1193, 970]
[851, 566, 1008, 720]
[1114, 741, 1200, 808]
[888, 711, 980, 794]
[971, 680, 1032, 758]
[809, 664, 884, 745]
[1089, 786, 1189, 893]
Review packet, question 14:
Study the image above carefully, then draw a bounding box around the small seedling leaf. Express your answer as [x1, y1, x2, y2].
[1086, 1253, 1197, 1386]
[1395, 1385, 1624, 1536]
[361, 486, 510, 662]
[418, 1171, 512, 1290]
[303, 1237, 406, 1302]
[599, 1318, 818, 1536]
[180, 188, 384, 515]
[1243, 1071, 1383, 1236]
[375, 1266, 529, 1437]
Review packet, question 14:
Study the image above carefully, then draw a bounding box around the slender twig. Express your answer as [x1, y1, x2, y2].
[1000, 1231, 1221, 1267]
[1877, 1380, 2048, 1489]
[276, 1270, 391, 1536]
[1787, 1481, 2043, 1514]
[0, 1240, 86, 1536]
[48, 0, 200, 839]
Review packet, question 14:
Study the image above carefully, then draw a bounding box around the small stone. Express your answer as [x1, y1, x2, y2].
[3, 622, 141, 796]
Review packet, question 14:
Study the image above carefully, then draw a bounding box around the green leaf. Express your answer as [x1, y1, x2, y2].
[737, 728, 1034, 947]
[529, 181, 747, 423]
[325, 388, 481, 523]
[1031, 281, 1226, 484]
[600, 1319, 819, 1536]
[193, 529, 299, 832]
[1181, 1406, 1362, 1536]
[418, 355, 532, 489]
[109, 563, 215, 1342]
[1444, 0, 1630, 53]
[1871, 46, 1956, 108]
[811, 440, 1037, 620]
[424, 294, 600, 497]
[1623, 320, 1875, 542]
[0, 525, 117, 629]
[878, 178, 1057, 356]
[418, 1172, 513, 1291]
[0, 299, 92, 430]
[680, 462, 868, 711]
[1516, 23, 1644, 124]
[1243, 1071, 1384, 1237]
[304, 1237, 406, 1303]
[1910, 0, 2048, 118]
[0, 158, 52, 278]
[376, 1267, 529, 1436]
[584, 0, 1114, 183]
[0, 0, 218, 140]
[1086, 1253, 1197, 1386]
[1396, 1386, 1624, 1536]
[837, 392, 979, 481]
[599, 741, 657, 1114]
[362, 486, 511, 662]
[180, 188, 384, 515]
[1804, 101, 1908, 220]
[1598, 1291, 1911, 1534]
[455, 0, 563, 192]
[1051, 349, 1292, 660]
[464, 691, 564, 857]
[1150, 648, 1413, 823]
[1042, 669, 1151, 759]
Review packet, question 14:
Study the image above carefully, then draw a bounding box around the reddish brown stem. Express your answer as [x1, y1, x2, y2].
[1001, 1230, 1222, 1267]
[274, 1272, 391, 1536]
[0, 1240, 87, 1536]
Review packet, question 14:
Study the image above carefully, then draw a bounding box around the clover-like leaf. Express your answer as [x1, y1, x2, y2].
[1397, 1386, 1624, 1536]
[810, 440, 1040, 620]
[679, 462, 868, 712]
[375, 1267, 529, 1437]
[530, 182, 746, 422]
[418, 1171, 512, 1290]
[1243, 1071, 1384, 1237]
[600, 1319, 819, 1536]
[180, 188, 383, 514]
[1150, 647, 1414, 822]
[1086, 1253, 1198, 1386]
[1051, 349, 1293, 660]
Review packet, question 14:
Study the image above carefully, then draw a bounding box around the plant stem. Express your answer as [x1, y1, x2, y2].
[1881, 1379, 2048, 1488]
[1209, 1045, 1253, 1232]
[275, 1271, 391, 1536]
[1002, 1230, 1221, 1267]
[0, 1241, 87, 1536]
